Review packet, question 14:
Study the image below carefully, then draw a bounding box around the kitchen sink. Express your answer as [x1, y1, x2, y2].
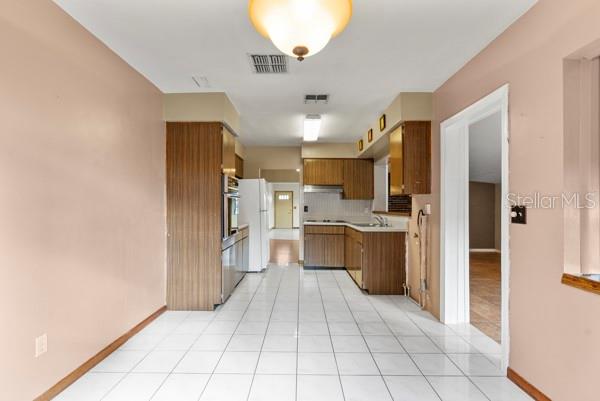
[352, 223, 388, 227]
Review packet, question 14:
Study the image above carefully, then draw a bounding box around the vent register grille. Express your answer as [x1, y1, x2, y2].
[250, 54, 288, 73]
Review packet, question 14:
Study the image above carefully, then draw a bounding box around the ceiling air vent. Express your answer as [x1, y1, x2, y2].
[192, 75, 211, 89]
[304, 94, 329, 104]
[250, 54, 288, 74]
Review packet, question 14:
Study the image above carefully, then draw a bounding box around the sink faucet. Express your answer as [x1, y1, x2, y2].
[373, 214, 388, 227]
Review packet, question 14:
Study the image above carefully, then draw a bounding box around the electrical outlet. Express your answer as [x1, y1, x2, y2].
[35, 334, 47, 358]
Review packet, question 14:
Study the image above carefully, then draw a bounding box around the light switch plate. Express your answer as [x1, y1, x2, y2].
[511, 205, 527, 224]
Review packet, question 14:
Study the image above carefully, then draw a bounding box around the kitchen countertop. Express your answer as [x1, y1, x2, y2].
[303, 220, 408, 233]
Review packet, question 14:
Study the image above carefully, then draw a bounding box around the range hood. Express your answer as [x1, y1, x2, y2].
[303, 185, 343, 194]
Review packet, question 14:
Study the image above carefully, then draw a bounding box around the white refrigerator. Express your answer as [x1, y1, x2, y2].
[238, 179, 270, 272]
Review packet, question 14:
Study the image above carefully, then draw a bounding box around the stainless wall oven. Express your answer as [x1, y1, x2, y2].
[222, 175, 239, 239]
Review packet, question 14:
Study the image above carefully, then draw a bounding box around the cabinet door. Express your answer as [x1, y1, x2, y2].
[403, 121, 431, 194]
[323, 235, 345, 267]
[235, 154, 244, 179]
[389, 125, 405, 195]
[222, 126, 236, 176]
[354, 239, 364, 288]
[304, 234, 324, 266]
[303, 159, 344, 185]
[343, 159, 374, 200]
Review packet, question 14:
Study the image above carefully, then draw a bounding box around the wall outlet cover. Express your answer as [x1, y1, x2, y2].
[35, 334, 47, 357]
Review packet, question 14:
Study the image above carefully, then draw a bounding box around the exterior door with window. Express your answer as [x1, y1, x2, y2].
[275, 191, 293, 228]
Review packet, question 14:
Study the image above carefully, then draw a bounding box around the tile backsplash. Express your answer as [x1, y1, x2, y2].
[303, 193, 372, 221]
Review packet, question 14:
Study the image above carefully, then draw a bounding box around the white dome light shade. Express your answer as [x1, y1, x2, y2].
[249, 0, 352, 60]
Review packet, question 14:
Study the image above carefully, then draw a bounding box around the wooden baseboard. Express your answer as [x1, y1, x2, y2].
[561, 273, 600, 296]
[303, 266, 346, 270]
[507, 367, 552, 401]
[34, 305, 167, 401]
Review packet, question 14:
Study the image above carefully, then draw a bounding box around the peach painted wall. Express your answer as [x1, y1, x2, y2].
[427, 0, 600, 399]
[0, 1, 166, 400]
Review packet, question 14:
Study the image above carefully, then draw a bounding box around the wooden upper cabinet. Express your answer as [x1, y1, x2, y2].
[343, 159, 374, 200]
[303, 159, 344, 185]
[222, 126, 236, 177]
[403, 121, 431, 194]
[389, 121, 431, 195]
[235, 154, 244, 179]
[389, 125, 404, 196]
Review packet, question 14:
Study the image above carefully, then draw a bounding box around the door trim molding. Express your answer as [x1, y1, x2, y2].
[34, 306, 167, 401]
[440, 84, 510, 371]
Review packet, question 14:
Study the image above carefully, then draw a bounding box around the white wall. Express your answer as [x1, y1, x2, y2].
[373, 158, 388, 212]
[269, 183, 300, 228]
[304, 193, 372, 221]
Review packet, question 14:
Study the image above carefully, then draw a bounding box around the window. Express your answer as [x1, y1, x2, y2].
[278, 194, 290, 200]
[563, 40, 600, 294]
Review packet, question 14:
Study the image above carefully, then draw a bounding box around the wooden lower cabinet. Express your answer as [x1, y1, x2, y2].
[344, 228, 363, 288]
[304, 225, 344, 268]
[305, 225, 406, 294]
[361, 231, 406, 294]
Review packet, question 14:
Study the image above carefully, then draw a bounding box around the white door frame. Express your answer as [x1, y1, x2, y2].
[440, 84, 510, 371]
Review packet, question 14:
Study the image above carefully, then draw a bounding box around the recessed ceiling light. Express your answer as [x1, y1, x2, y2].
[304, 115, 321, 142]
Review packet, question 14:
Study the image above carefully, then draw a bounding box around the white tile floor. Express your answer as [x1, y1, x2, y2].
[55, 264, 532, 401]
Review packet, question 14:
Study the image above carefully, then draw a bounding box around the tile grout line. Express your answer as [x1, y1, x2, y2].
[98, 311, 195, 400]
[295, 264, 300, 401]
[314, 270, 347, 401]
[193, 272, 266, 401]
[389, 298, 500, 397]
[245, 265, 286, 401]
[359, 290, 492, 401]
[330, 273, 399, 401]
[147, 312, 217, 400]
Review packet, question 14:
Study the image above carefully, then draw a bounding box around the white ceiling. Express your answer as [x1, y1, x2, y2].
[53, 0, 536, 146]
[469, 111, 502, 183]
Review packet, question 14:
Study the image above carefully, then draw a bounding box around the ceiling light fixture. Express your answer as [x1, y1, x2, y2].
[304, 115, 322, 142]
[249, 0, 352, 61]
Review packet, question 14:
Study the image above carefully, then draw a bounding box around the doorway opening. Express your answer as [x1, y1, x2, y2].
[270, 186, 300, 265]
[275, 191, 294, 228]
[441, 85, 510, 371]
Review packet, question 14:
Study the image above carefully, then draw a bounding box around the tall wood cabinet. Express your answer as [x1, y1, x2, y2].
[166, 122, 227, 310]
[222, 126, 236, 177]
[389, 121, 431, 195]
